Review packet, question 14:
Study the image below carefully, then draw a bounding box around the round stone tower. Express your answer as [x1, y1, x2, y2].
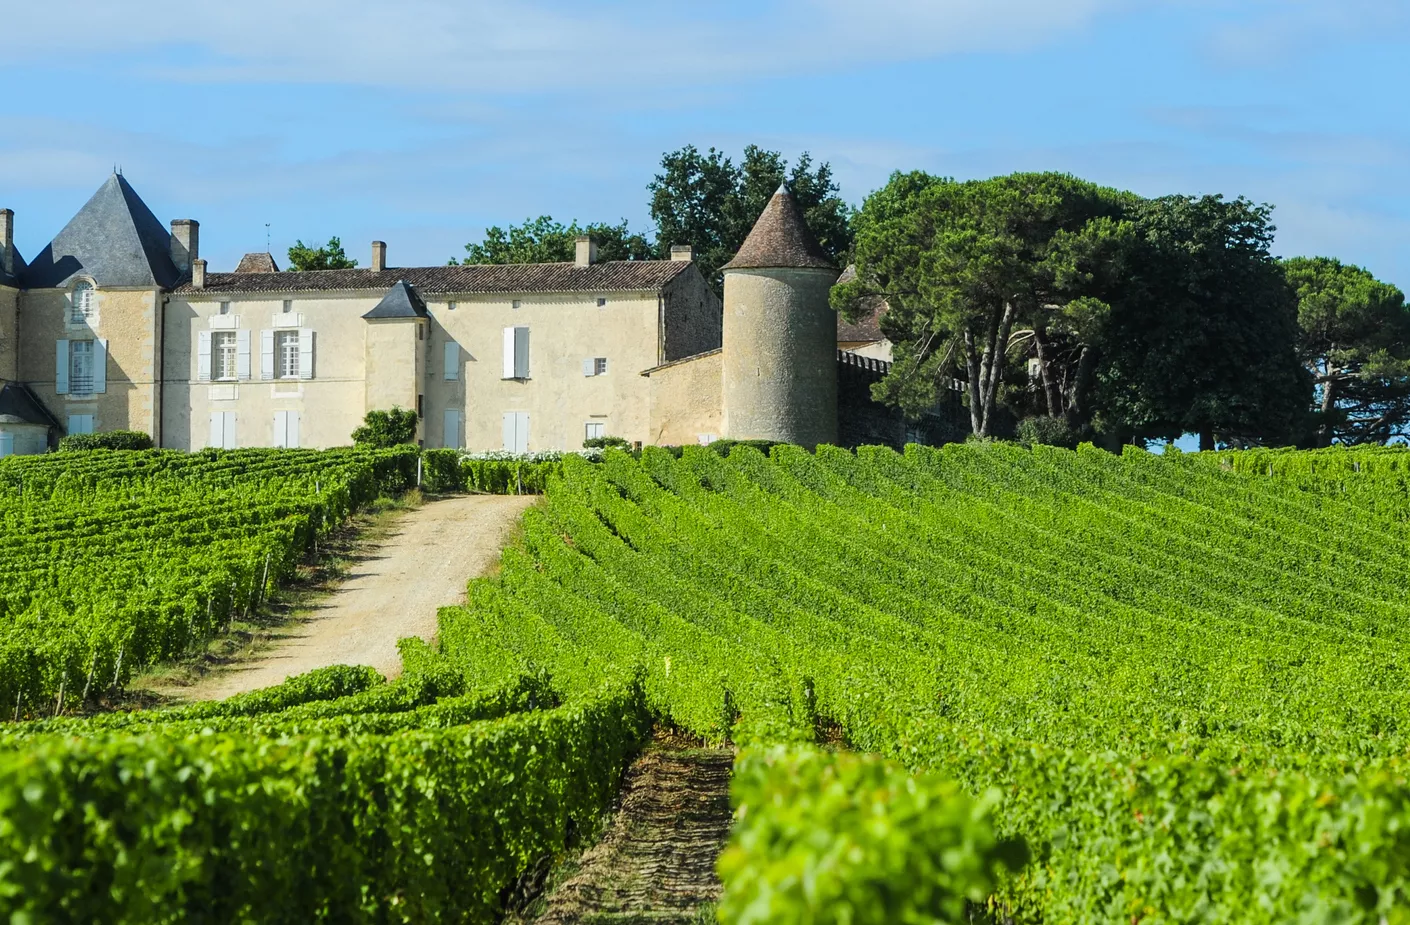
[721, 185, 839, 448]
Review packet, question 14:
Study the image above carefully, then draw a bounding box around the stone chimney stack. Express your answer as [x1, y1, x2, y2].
[371, 241, 387, 272]
[574, 235, 597, 268]
[0, 209, 13, 278]
[670, 244, 693, 262]
[170, 219, 199, 273]
[192, 258, 207, 290]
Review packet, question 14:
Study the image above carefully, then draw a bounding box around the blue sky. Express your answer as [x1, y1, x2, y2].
[2, 0, 1407, 287]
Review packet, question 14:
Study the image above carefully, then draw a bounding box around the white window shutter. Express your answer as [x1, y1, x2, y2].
[444, 341, 459, 381]
[502, 412, 515, 450]
[93, 339, 108, 394]
[55, 340, 70, 395]
[298, 329, 315, 380]
[260, 330, 275, 380]
[0, 433, 12, 458]
[518, 413, 529, 453]
[582, 358, 595, 377]
[197, 331, 212, 382]
[236, 329, 252, 380]
[443, 409, 461, 448]
[209, 412, 223, 449]
[514, 327, 530, 378]
[223, 412, 237, 449]
[502, 327, 516, 379]
[273, 411, 287, 448]
[287, 411, 299, 449]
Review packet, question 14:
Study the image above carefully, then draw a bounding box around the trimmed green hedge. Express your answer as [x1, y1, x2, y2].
[58, 430, 154, 451]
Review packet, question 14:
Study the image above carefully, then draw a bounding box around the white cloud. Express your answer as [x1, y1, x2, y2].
[2, 0, 1125, 92]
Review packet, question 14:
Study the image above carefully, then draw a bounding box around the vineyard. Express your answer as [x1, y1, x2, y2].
[0, 447, 417, 713]
[1, 441, 1409, 922]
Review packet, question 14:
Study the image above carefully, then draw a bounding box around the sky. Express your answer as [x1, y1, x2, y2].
[2, 0, 1407, 286]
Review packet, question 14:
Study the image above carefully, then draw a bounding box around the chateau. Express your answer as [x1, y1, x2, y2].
[0, 174, 920, 456]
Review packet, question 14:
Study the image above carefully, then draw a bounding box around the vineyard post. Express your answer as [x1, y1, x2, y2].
[417, 457, 423, 489]
[260, 554, 271, 610]
[53, 675, 65, 717]
[110, 645, 124, 692]
[81, 651, 97, 703]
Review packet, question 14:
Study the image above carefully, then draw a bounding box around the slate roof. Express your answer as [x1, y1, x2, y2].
[21, 174, 180, 289]
[234, 252, 280, 273]
[173, 260, 692, 296]
[0, 381, 58, 427]
[834, 266, 887, 343]
[721, 185, 835, 272]
[362, 280, 429, 320]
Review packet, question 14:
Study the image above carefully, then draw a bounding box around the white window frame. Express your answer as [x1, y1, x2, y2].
[209, 411, 237, 450]
[273, 410, 300, 448]
[501, 411, 529, 453]
[212, 331, 238, 381]
[275, 330, 300, 379]
[69, 340, 95, 394]
[70, 280, 96, 323]
[67, 414, 94, 436]
[502, 326, 529, 379]
[585, 421, 605, 441]
[443, 409, 462, 449]
[443, 341, 459, 381]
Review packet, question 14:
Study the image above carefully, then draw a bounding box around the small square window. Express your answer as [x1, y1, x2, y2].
[282, 300, 293, 314]
[596, 297, 607, 307]
[585, 422, 605, 441]
[447, 301, 457, 311]
[219, 301, 230, 315]
[511, 299, 522, 310]
[417, 394, 424, 416]
[593, 357, 608, 376]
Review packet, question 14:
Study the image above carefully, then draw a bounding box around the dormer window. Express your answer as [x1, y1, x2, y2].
[70, 281, 95, 322]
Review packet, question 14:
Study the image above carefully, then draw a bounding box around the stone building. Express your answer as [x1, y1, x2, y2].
[0, 174, 949, 456]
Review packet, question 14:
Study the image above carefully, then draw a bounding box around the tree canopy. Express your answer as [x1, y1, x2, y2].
[838, 172, 1312, 448]
[1283, 256, 1410, 445]
[453, 216, 652, 265]
[286, 236, 357, 271]
[351, 408, 418, 448]
[649, 144, 853, 291]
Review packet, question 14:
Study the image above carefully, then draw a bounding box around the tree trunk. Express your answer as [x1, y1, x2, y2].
[1033, 325, 1063, 418]
[1199, 431, 1215, 452]
[979, 303, 1018, 437]
[1066, 345, 1097, 430]
[963, 329, 984, 436]
[1317, 373, 1339, 448]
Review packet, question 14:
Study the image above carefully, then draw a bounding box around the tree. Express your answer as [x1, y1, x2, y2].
[453, 216, 652, 265]
[1095, 195, 1310, 449]
[834, 171, 1130, 437]
[1283, 257, 1410, 445]
[351, 408, 418, 448]
[649, 144, 853, 291]
[287, 237, 357, 271]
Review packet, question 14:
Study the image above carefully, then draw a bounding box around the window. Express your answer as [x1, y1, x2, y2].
[417, 394, 424, 417]
[219, 301, 230, 315]
[69, 341, 95, 393]
[443, 341, 459, 381]
[585, 422, 605, 441]
[212, 331, 238, 380]
[582, 356, 608, 377]
[443, 409, 462, 449]
[418, 324, 424, 341]
[70, 281, 95, 322]
[502, 326, 530, 379]
[275, 330, 299, 379]
[511, 299, 522, 310]
[282, 300, 293, 314]
[209, 411, 237, 449]
[502, 411, 530, 453]
[0, 433, 12, 458]
[273, 410, 300, 448]
[67, 414, 94, 436]
[447, 301, 457, 311]
[596, 297, 607, 307]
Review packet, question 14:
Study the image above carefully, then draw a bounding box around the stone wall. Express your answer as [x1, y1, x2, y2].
[660, 268, 722, 363]
[644, 349, 723, 447]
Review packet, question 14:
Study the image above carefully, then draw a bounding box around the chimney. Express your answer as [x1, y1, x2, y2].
[574, 235, 597, 268]
[170, 219, 199, 273]
[371, 240, 387, 272]
[192, 258, 207, 290]
[670, 244, 693, 262]
[0, 209, 12, 278]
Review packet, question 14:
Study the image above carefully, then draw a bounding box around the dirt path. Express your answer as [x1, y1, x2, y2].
[181, 494, 534, 701]
[525, 747, 735, 925]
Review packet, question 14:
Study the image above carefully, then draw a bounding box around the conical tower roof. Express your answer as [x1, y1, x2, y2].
[22, 174, 179, 289]
[362, 280, 428, 319]
[721, 184, 835, 272]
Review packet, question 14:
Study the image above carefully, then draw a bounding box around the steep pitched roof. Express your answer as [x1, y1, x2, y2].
[21, 174, 180, 289]
[234, 252, 280, 273]
[362, 280, 429, 320]
[721, 185, 835, 272]
[0, 381, 58, 427]
[172, 259, 693, 296]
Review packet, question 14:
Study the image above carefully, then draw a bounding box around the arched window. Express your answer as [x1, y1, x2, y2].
[70, 281, 95, 322]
